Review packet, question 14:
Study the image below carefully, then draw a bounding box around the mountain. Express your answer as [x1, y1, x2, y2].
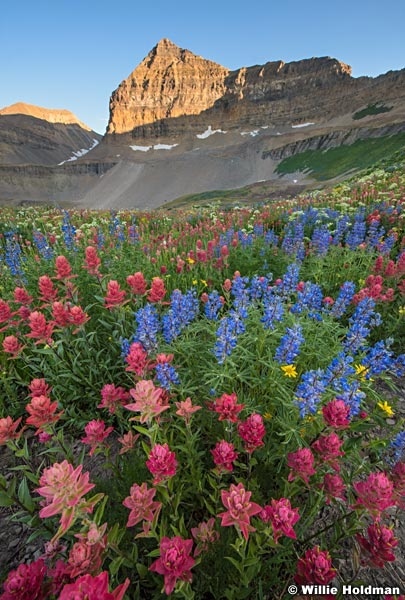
[105, 39, 405, 141]
[0, 103, 101, 167]
[0, 40, 404, 207]
[0, 102, 92, 130]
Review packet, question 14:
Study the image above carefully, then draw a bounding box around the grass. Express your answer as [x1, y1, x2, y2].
[275, 133, 405, 180]
[352, 102, 393, 120]
[160, 182, 287, 210]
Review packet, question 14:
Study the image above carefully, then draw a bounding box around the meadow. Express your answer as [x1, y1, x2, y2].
[0, 163, 405, 599]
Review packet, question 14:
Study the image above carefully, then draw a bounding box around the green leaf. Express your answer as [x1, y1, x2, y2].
[18, 477, 35, 511]
[109, 556, 124, 577]
[136, 562, 148, 578]
[0, 492, 15, 507]
[225, 556, 243, 574]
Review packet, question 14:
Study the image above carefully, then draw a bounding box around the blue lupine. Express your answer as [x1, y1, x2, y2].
[120, 338, 131, 358]
[4, 232, 24, 277]
[278, 263, 300, 297]
[274, 324, 304, 364]
[337, 381, 365, 417]
[232, 275, 250, 314]
[109, 211, 125, 246]
[33, 231, 54, 260]
[96, 228, 105, 249]
[331, 215, 351, 245]
[61, 211, 76, 250]
[204, 291, 223, 320]
[155, 362, 180, 390]
[322, 352, 355, 387]
[281, 222, 305, 260]
[248, 275, 270, 302]
[264, 229, 279, 246]
[229, 309, 246, 335]
[361, 339, 394, 377]
[214, 315, 239, 364]
[162, 289, 199, 343]
[253, 223, 264, 236]
[345, 213, 366, 249]
[261, 292, 284, 330]
[311, 225, 330, 256]
[238, 232, 254, 248]
[351, 297, 382, 328]
[343, 321, 371, 355]
[391, 354, 405, 377]
[366, 219, 385, 249]
[290, 282, 323, 318]
[133, 304, 160, 352]
[343, 298, 381, 354]
[295, 369, 326, 418]
[378, 233, 397, 254]
[128, 225, 139, 244]
[389, 431, 405, 465]
[328, 281, 356, 318]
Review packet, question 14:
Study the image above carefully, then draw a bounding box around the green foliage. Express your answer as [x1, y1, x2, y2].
[275, 133, 405, 180]
[352, 102, 393, 120]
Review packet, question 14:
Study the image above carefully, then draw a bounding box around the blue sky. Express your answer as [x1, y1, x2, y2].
[1, 0, 404, 133]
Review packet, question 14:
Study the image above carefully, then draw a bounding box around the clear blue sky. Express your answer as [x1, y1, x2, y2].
[1, 0, 404, 133]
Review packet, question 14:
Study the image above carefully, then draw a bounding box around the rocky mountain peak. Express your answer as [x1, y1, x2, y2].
[107, 40, 229, 134]
[153, 37, 181, 54]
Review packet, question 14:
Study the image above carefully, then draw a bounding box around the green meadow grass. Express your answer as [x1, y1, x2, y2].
[275, 133, 405, 180]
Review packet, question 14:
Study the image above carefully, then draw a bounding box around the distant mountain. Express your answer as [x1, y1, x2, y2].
[0, 103, 101, 167]
[0, 40, 404, 208]
[0, 102, 92, 131]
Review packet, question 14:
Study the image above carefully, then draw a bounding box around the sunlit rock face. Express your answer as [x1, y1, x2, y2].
[106, 38, 405, 140]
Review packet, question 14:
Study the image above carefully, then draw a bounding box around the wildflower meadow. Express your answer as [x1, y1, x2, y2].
[1, 166, 405, 599]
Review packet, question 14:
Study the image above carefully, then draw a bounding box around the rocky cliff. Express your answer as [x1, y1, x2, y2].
[106, 39, 405, 140]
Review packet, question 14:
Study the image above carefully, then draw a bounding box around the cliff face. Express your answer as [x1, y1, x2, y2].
[107, 38, 229, 134]
[106, 39, 405, 139]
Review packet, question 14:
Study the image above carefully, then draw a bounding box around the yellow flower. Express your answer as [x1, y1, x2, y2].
[354, 364, 369, 379]
[200, 279, 208, 287]
[399, 306, 405, 316]
[281, 364, 298, 378]
[187, 257, 195, 264]
[377, 400, 394, 418]
[192, 279, 198, 285]
[263, 412, 272, 421]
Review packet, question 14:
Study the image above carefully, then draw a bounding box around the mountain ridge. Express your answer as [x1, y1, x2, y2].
[0, 102, 92, 131]
[0, 39, 404, 207]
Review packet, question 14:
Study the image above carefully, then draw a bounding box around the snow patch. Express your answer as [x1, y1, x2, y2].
[241, 130, 260, 137]
[130, 145, 152, 152]
[196, 125, 226, 139]
[261, 126, 269, 129]
[291, 122, 315, 128]
[130, 143, 179, 152]
[153, 143, 178, 150]
[58, 138, 99, 165]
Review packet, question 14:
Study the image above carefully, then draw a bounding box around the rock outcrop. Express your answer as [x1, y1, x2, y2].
[106, 39, 405, 140]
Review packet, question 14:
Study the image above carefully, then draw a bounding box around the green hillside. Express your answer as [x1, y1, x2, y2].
[275, 132, 405, 180]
